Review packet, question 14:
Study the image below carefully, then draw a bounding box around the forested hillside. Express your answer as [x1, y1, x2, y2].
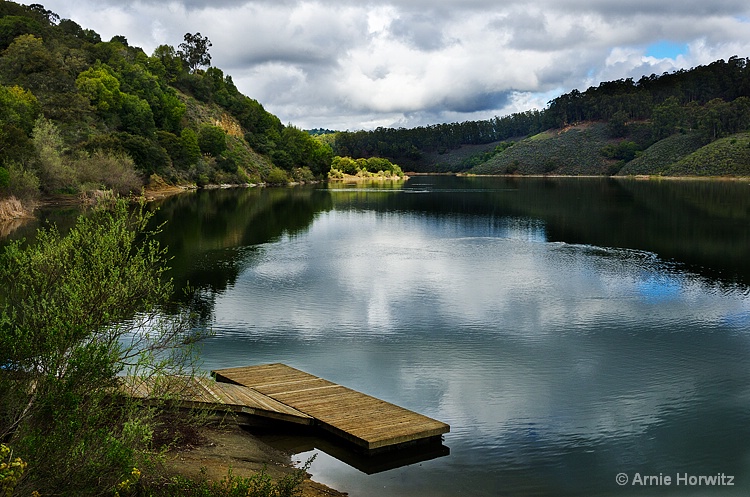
[332, 57, 750, 176]
[0, 0, 332, 206]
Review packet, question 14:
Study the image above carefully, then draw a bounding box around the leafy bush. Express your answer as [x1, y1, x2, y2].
[0, 199, 204, 495]
[3, 160, 39, 201]
[329, 156, 404, 178]
[0, 444, 28, 496]
[82, 132, 171, 176]
[198, 124, 227, 157]
[601, 141, 640, 161]
[327, 167, 344, 179]
[291, 166, 315, 183]
[264, 166, 289, 185]
[331, 156, 358, 175]
[75, 150, 143, 196]
[32, 117, 76, 193]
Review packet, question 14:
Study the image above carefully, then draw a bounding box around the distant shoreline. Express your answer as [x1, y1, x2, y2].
[4, 172, 749, 234]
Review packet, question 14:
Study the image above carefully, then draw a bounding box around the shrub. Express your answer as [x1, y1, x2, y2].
[0, 444, 28, 496]
[264, 166, 288, 185]
[32, 117, 76, 193]
[0, 199, 205, 495]
[291, 166, 314, 183]
[601, 141, 640, 161]
[327, 167, 344, 179]
[75, 150, 143, 196]
[198, 124, 227, 157]
[3, 160, 40, 201]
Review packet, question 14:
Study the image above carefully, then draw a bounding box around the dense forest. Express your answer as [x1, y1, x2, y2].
[0, 0, 332, 206]
[332, 57, 750, 174]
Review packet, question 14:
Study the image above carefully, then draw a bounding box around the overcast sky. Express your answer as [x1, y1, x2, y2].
[26, 0, 750, 130]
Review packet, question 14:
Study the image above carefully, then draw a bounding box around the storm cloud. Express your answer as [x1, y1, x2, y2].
[28, 0, 750, 130]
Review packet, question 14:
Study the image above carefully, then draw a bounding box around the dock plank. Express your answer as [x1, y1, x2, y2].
[212, 363, 450, 450]
[119, 375, 313, 425]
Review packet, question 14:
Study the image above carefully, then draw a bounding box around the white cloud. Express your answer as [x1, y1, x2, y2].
[24, 0, 750, 129]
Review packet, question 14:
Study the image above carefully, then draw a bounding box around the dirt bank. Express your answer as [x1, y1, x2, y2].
[0, 196, 35, 237]
[164, 423, 348, 497]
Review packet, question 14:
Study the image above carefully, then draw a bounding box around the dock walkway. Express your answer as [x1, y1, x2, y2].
[122, 363, 449, 452]
[121, 374, 313, 425]
[212, 363, 450, 451]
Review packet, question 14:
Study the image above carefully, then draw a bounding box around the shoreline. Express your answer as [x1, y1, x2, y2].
[3, 172, 749, 231]
[167, 422, 348, 497]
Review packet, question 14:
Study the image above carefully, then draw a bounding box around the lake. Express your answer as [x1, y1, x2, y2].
[14, 176, 750, 495]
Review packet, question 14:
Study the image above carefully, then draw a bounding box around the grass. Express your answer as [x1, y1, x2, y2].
[469, 122, 617, 175]
[142, 463, 311, 497]
[461, 120, 750, 178]
[618, 132, 705, 176]
[662, 132, 750, 176]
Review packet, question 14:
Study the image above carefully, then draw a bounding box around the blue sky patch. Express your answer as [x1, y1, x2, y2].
[646, 41, 688, 59]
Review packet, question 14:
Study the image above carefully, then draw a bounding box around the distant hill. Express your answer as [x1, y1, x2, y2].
[470, 123, 616, 175]
[662, 132, 750, 176]
[618, 132, 705, 176]
[332, 57, 750, 177]
[468, 124, 750, 177]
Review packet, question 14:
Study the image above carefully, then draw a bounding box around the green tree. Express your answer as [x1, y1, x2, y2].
[198, 124, 227, 156]
[157, 89, 186, 132]
[75, 64, 123, 113]
[58, 18, 100, 43]
[180, 128, 202, 166]
[651, 96, 683, 140]
[0, 15, 42, 50]
[31, 117, 75, 193]
[0, 34, 57, 84]
[0, 199, 203, 495]
[0, 84, 40, 133]
[27, 3, 60, 25]
[729, 96, 750, 133]
[119, 93, 156, 136]
[178, 32, 212, 72]
[699, 98, 732, 140]
[607, 110, 628, 138]
[150, 44, 184, 83]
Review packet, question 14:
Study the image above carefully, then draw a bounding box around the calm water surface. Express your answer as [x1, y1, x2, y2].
[16, 176, 750, 495]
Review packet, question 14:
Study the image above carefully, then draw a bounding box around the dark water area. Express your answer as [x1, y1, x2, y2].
[8, 176, 750, 496]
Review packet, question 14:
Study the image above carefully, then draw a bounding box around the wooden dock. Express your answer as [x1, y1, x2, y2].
[120, 374, 313, 425]
[212, 363, 450, 451]
[122, 363, 449, 452]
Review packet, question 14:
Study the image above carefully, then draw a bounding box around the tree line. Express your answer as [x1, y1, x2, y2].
[331, 57, 750, 169]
